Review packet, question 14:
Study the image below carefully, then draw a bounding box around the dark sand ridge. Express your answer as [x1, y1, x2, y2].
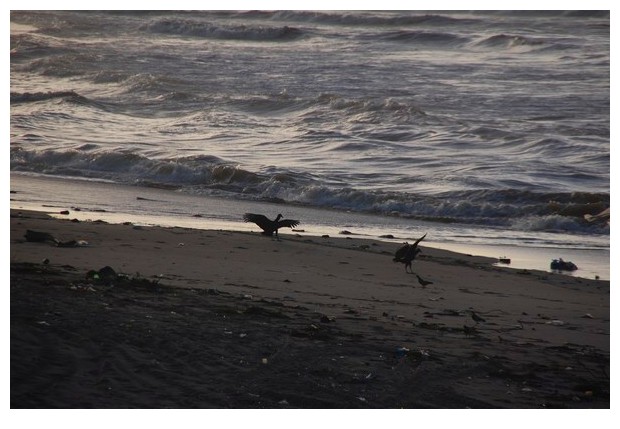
[10, 210, 610, 408]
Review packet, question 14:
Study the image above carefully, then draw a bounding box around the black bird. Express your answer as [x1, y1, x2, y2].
[393, 233, 426, 273]
[243, 213, 300, 239]
[416, 274, 433, 288]
[470, 311, 486, 324]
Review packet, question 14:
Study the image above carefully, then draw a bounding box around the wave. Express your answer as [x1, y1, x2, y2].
[379, 30, 470, 46]
[476, 34, 546, 49]
[10, 147, 609, 235]
[142, 18, 304, 41]
[237, 10, 480, 27]
[10, 90, 85, 103]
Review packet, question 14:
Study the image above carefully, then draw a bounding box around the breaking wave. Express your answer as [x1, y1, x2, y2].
[142, 18, 304, 41]
[10, 147, 609, 235]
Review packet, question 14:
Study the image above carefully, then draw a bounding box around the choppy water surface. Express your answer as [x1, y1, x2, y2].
[10, 10, 610, 250]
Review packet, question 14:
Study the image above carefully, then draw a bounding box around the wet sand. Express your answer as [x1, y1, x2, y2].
[10, 209, 610, 408]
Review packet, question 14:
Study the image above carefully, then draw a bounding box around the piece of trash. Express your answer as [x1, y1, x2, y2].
[320, 315, 334, 323]
[546, 320, 565, 326]
[395, 347, 410, 358]
[59, 210, 70, 215]
[278, 399, 289, 405]
[261, 358, 268, 364]
[42, 258, 50, 265]
[36, 321, 50, 326]
[239, 333, 247, 338]
[550, 258, 578, 271]
[498, 256, 511, 264]
[339, 230, 353, 235]
[582, 313, 594, 319]
[357, 397, 367, 402]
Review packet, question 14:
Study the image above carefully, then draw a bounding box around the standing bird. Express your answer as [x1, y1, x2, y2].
[243, 213, 300, 240]
[393, 233, 426, 273]
[416, 274, 433, 288]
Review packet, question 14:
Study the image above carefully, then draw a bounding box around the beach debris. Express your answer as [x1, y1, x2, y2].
[393, 233, 426, 273]
[42, 258, 50, 265]
[86, 266, 118, 284]
[59, 210, 70, 215]
[320, 315, 335, 323]
[546, 319, 565, 326]
[321, 234, 330, 238]
[379, 234, 395, 239]
[339, 230, 353, 235]
[416, 274, 433, 288]
[261, 358, 268, 364]
[395, 347, 410, 359]
[550, 258, 578, 272]
[24, 230, 88, 247]
[498, 256, 511, 264]
[582, 313, 594, 319]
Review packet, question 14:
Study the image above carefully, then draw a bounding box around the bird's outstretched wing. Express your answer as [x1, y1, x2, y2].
[278, 218, 300, 229]
[243, 213, 271, 231]
[412, 233, 427, 248]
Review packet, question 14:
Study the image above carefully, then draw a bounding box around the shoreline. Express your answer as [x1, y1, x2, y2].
[10, 209, 610, 408]
[10, 172, 610, 280]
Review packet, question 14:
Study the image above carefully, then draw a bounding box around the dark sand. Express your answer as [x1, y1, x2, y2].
[10, 209, 610, 409]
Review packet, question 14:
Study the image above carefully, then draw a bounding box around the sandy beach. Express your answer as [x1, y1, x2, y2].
[10, 209, 610, 409]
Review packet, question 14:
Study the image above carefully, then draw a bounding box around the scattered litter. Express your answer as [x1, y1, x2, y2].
[395, 347, 409, 358]
[320, 315, 335, 323]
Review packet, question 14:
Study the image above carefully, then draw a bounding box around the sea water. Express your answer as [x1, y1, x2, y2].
[10, 11, 610, 278]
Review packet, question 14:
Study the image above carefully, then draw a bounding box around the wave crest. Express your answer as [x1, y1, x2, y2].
[142, 18, 304, 41]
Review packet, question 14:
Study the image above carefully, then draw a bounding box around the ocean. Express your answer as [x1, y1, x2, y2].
[9, 10, 610, 279]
